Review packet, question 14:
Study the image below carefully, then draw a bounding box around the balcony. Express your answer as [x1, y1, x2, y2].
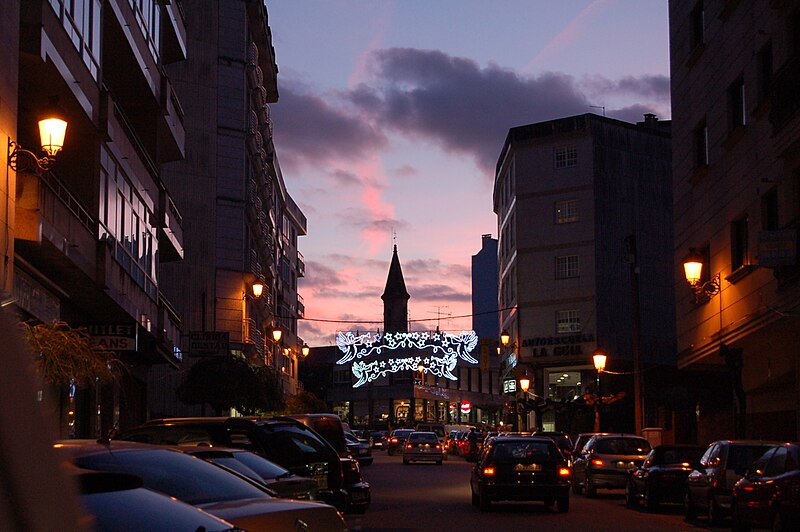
[158, 190, 184, 262]
[159, 75, 186, 161]
[297, 294, 305, 318]
[160, 0, 188, 65]
[297, 250, 305, 278]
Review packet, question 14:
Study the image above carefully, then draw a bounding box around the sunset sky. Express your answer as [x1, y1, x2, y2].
[266, 0, 671, 347]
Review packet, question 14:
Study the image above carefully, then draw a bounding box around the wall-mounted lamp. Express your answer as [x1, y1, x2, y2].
[271, 327, 283, 343]
[682, 249, 720, 304]
[519, 375, 531, 393]
[301, 343, 310, 357]
[251, 281, 264, 298]
[8, 103, 68, 173]
[592, 348, 607, 373]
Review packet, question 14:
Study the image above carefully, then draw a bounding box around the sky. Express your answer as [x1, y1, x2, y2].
[266, 0, 671, 347]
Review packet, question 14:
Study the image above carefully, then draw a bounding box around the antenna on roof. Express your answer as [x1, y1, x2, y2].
[589, 105, 606, 117]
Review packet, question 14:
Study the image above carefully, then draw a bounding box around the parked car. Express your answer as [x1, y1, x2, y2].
[71, 466, 241, 531]
[184, 447, 319, 501]
[54, 440, 348, 530]
[685, 439, 781, 525]
[731, 442, 800, 531]
[625, 444, 706, 511]
[345, 431, 374, 466]
[387, 429, 416, 455]
[534, 431, 575, 464]
[571, 434, 651, 497]
[116, 417, 350, 511]
[572, 432, 603, 456]
[470, 436, 571, 512]
[285, 413, 371, 513]
[403, 431, 444, 465]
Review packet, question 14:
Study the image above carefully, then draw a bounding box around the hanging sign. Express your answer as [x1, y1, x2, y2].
[336, 330, 479, 388]
[461, 401, 472, 414]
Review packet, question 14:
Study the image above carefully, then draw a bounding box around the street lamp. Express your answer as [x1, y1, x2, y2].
[518, 374, 531, 431]
[682, 249, 720, 304]
[301, 343, 310, 357]
[271, 327, 283, 343]
[8, 102, 68, 173]
[592, 348, 607, 432]
[500, 330, 510, 347]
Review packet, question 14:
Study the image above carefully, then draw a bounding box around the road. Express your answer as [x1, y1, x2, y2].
[345, 451, 729, 532]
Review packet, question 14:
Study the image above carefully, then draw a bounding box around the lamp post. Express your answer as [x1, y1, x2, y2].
[519, 374, 531, 431]
[592, 348, 607, 432]
[682, 249, 720, 304]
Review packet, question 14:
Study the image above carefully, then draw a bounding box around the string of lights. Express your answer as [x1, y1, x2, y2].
[275, 306, 518, 325]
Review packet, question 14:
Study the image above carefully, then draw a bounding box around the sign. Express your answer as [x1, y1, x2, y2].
[461, 401, 472, 414]
[86, 324, 137, 352]
[503, 379, 517, 394]
[189, 331, 230, 357]
[336, 330, 479, 387]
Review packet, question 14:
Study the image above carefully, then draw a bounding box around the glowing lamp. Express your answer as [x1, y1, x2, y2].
[519, 376, 531, 393]
[500, 330, 510, 346]
[592, 349, 607, 373]
[272, 327, 283, 343]
[39, 116, 68, 157]
[682, 249, 704, 286]
[301, 343, 310, 357]
[251, 282, 264, 298]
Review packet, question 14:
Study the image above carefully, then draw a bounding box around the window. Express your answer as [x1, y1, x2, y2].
[762, 188, 779, 230]
[554, 146, 577, 168]
[555, 199, 579, 224]
[555, 255, 579, 279]
[731, 216, 749, 270]
[556, 310, 581, 334]
[757, 41, 773, 104]
[690, 1, 705, 50]
[694, 120, 709, 168]
[728, 77, 746, 130]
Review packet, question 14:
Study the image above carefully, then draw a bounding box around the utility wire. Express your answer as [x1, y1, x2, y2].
[276, 306, 518, 325]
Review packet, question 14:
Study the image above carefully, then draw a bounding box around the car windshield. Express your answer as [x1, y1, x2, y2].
[594, 438, 651, 455]
[70, 448, 270, 505]
[231, 451, 291, 479]
[490, 441, 560, 463]
[657, 447, 703, 465]
[255, 423, 334, 469]
[409, 433, 438, 443]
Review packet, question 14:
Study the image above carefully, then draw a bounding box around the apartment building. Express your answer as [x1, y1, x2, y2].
[494, 113, 674, 436]
[670, 0, 800, 442]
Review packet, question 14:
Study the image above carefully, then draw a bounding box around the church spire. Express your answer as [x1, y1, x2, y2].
[382, 244, 410, 333]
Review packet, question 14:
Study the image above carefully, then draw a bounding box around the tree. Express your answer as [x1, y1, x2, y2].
[177, 355, 284, 415]
[21, 320, 124, 387]
[283, 390, 327, 414]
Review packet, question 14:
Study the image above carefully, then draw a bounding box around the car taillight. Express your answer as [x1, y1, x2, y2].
[559, 467, 571, 477]
[591, 459, 604, 466]
[406, 444, 413, 449]
[390, 438, 398, 443]
[435, 444, 441, 449]
[482, 467, 495, 476]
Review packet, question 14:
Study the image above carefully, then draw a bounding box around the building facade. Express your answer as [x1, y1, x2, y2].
[472, 234, 499, 340]
[494, 113, 675, 436]
[669, 0, 800, 442]
[2, 0, 187, 436]
[149, 0, 307, 417]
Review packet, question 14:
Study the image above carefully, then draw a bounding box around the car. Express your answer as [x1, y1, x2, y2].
[183, 447, 319, 501]
[571, 434, 651, 497]
[345, 431, 374, 466]
[403, 431, 444, 465]
[370, 430, 389, 450]
[387, 429, 416, 455]
[731, 442, 800, 531]
[54, 440, 348, 530]
[284, 413, 371, 513]
[624, 444, 705, 511]
[533, 431, 575, 464]
[685, 439, 781, 525]
[572, 432, 603, 456]
[445, 430, 461, 454]
[71, 465, 241, 531]
[470, 436, 571, 512]
[116, 416, 350, 511]
[416, 422, 448, 459]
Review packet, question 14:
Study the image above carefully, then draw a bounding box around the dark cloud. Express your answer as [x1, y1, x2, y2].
[271, 85, 387, 167]
[392, 164, 418, 177]
[409, 283, 472, 302]
[334, 207, 408, 234]
[273, 48, 670, 177]
[608, 103, 668, 124]
[299, 260, 345, 289]
[404, 258, 470, 279]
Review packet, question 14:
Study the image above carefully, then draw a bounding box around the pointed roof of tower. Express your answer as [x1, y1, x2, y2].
[381, 245, 410, 301]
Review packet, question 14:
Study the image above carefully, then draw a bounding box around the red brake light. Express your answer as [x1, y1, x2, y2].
[591, 459, 604, 466]
[559, 467, 571, 477]
[435, 444, 441, 449]
[406, 444, 413, 449]
[482, 467, 495, 476]
[390, 438, 398, 443]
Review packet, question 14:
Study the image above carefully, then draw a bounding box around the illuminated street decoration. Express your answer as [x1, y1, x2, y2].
[336, 330, 479, 388]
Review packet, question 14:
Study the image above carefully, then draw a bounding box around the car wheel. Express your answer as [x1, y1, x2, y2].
[731, 502, 750, 532]
[684, 491, 697, 521]
[708, 495, 722, 526]
[644, 482, 658, 512]
[585, 473, 597, 498]
[436, 460, 443, 466]
[479, 491, 491, 512]
[625, 480, 637, 507]
[471, 487, 479, 507]
[403, 458, 409, 465]
[557, 496, 569, 513]
[543, 497, 555, 507]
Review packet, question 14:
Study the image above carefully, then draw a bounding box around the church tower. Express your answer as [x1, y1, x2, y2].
[381, 245, 410, 333]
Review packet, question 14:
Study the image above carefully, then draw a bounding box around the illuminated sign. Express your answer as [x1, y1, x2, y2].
[461, 401, 472, 414]
[336, 330, 479, 388]
[503, 379, 517, 394]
